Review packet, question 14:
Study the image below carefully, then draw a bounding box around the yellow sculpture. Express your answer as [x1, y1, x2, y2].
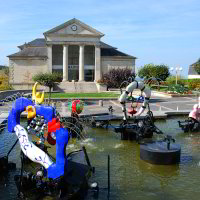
[32, 82, 44, 104]
[25, 82, 44, 119]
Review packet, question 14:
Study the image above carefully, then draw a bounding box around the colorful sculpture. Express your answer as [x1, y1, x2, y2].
[7, 82, 68, 179]
[113, 79, 164, 141]
[189, 103, 200, 122]
[119, 80, 151, 121]
[4, 83, 97, 199]
[68, 99, 84, 114]
[178, 97, 200, 132]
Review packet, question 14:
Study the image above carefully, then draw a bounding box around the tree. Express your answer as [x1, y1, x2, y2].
[0, 65, 7, 70]
[193, 58, 200, 75]
[0, 65, 9, 76]
[99, 67, 133, 89]
[138, 63, 170, 81]
[32, 72, 62, 103]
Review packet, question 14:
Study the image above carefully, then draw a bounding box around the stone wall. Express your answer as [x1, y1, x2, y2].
[9, 59, 47, 85]
[0, 90, 32, 100]
[10, 83, 47, 90]
[101, 56, 135, 75]
[188, 75, 200, 79]
[0, 87, 48, 100]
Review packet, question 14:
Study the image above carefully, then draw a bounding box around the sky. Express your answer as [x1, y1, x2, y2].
[0, 0, 199, 78]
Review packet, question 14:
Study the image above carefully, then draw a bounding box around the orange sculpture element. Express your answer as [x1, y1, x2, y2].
[26, 105, 36, 119]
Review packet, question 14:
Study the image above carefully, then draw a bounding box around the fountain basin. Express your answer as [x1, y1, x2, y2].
[140, 141, 181, 165]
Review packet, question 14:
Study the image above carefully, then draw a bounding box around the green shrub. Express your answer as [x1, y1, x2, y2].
[168, 84, 189, 94]
[0, 73, 12, 91]
[0, 84, 13, 91]
[33, 72, 62, 103]
[166, 76, 176, 85]
[187, 79, 200, 90]
[160, 81, 168, 86]
[138, 63, 170, 81]
[166, 76, 186, 86]
[33, 72, 62, 88]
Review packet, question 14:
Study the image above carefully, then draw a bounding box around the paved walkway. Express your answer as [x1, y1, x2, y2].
[0, 95, 197, 128]
[80, 95, 196, 119]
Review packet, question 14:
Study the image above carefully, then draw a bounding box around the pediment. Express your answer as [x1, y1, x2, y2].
[44, 18, 104, 37]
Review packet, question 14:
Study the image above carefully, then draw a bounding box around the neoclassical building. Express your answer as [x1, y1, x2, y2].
[8, 18, 136, 92]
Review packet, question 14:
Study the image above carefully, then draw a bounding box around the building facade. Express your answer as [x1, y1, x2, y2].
[8, 18, 136, 92]
[188, 59, 200, 79]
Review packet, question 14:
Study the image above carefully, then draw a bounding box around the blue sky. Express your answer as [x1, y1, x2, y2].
[0, 0, 199, 77]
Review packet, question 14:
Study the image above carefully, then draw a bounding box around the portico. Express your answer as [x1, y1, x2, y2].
[47, 44, 101, 82]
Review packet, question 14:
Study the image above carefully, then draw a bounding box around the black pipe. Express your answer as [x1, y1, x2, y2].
[7, 139, 18, 157]
[18, 153, 24, 198]
[167, 141, 170, 150]
[107, 155, 110, 199]
[82, 146, 91, 167]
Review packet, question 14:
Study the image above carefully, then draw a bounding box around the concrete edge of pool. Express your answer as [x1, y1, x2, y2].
[0, 109, 191, 132]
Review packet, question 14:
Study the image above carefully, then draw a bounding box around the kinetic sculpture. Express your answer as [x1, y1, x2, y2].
[115, 80, 163, 141]
[178, 97, 200, 132]
[6, 83, 96, 199]
[119, 80, 151, 120]
[91, 76, 181, 165]
[118, 79, 181, 165]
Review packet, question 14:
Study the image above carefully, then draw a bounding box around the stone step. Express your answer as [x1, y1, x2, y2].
[56, 82, 98, 93]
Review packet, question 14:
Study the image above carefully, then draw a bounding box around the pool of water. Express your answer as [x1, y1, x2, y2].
[1, 117, 200, 200]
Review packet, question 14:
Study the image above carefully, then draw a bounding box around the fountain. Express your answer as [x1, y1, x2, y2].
[91, 77, 181, 165]
[1, 82, 100, 199]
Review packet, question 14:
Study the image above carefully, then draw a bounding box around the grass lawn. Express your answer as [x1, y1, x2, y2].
[44, 92, 120, 98]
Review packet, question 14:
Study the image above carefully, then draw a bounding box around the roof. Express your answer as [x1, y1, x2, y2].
[188, 65, 198, 75]
[18, 38, 46, 49]
[18, 39, 114, 49]
[44, 18, 104, 37]
[9, 38, 136, 59]
[101, 48, 136, 58]
[100, 41, 116, 49]
[8, 47, 47, 58]
[188, 59, 200, 75]
[191, 59, 200, 66]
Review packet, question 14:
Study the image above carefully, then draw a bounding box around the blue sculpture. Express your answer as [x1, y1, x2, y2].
[6, 83, 96, 199]
[8, 96, 68, 179]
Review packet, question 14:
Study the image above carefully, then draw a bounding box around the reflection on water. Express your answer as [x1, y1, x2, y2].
[1, 117, 200, 199]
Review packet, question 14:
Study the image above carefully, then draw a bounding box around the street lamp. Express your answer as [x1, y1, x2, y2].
[170, 66, 183, 85]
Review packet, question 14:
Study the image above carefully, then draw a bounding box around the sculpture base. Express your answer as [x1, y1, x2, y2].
[140, 141, 181, 165]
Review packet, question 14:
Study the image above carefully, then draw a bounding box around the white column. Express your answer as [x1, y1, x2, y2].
[95, 45, 101, 81]
[47, 45, 52, 73]
[79, 45, 84, 81]
[63, 45, 68, 81]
